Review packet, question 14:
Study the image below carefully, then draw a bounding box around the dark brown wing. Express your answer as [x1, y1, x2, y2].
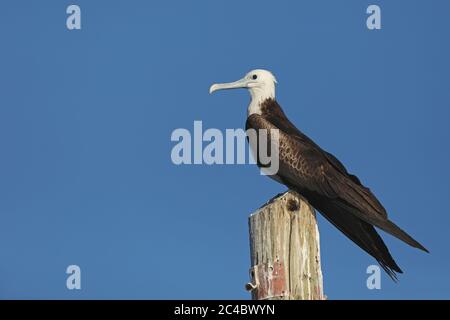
[257, 99, 387, 216]
[246, 101, 428, 278]
[313, 195, 403, 280]
[250, 99, 427, 251]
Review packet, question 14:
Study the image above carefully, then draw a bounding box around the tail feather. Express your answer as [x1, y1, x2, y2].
[377, 219, 429, 253]
[327, 170, 429, 253]
[308, 195, 403, 280]
[336, 200, 429, 253]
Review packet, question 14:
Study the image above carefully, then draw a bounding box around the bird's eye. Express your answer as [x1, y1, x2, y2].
[252, 74, 258, 80]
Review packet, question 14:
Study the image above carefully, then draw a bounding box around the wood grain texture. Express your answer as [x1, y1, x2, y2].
[247, 191, 324, 300]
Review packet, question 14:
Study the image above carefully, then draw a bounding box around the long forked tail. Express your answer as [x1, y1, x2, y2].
[313, 199, 404, 280]
[324, 163, 429, 254]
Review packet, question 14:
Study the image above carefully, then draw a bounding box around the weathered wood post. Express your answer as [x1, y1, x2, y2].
[246, 190, 325, 300]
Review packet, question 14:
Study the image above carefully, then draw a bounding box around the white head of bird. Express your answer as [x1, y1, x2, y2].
[209, 69, 278, 116]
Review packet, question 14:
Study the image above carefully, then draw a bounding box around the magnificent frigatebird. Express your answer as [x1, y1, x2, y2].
[210, 69, 428, 280]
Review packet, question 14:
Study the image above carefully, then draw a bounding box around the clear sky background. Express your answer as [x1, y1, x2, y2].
[0, 1, 449, 299]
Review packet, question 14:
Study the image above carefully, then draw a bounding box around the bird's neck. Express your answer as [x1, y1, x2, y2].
[247, 85, 275, 116]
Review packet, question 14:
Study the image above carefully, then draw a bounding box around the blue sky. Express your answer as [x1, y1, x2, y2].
[0, 0, 449, 299]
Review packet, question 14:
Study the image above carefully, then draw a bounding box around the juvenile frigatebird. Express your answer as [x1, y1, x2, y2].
[210, 69, 428, 280]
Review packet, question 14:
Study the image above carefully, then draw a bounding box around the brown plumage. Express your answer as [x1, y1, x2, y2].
[246, 98, 428, 280]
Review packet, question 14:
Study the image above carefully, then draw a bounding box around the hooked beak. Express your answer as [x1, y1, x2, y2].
[209, 77, 251, 94]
